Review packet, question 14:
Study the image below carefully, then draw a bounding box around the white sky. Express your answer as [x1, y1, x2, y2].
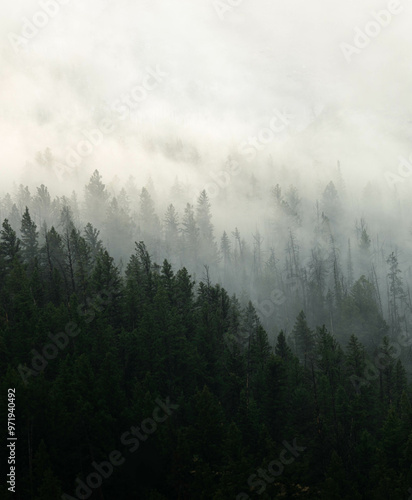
[1, 0, 412, 196]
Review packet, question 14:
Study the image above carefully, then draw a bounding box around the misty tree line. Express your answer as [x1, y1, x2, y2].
[1, 168, 411, 375]
[0, 168, 412, 498]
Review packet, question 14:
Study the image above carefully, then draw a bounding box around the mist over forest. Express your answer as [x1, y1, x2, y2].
[1, 1, 412, 499]
[3, 163, 412, 360]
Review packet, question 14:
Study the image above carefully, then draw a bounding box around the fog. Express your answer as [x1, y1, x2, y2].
[3, 6, 412, 496]
[2, 0, 412, 195]
[2, 0, 412, 358]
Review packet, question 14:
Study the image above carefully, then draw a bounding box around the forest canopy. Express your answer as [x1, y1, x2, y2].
[0, 170, 411, 499]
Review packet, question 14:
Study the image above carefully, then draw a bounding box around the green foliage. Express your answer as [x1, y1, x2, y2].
[0, 207, 411, 500]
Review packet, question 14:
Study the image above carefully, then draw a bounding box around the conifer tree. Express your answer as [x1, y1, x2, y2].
[182, 203, 199, 267]
[292, 310, 315, 368]
[139, 187, 160, 234]
[0, 218, 21, 264]
[20, 207, 39, 266]
[33, 184, 52, 226]
[275, 330, 293, 361]
[220, 231, 231, 267]
[164, 204, 180, 262]
[386, 251, 406, 336]
[196, 190, 218, 265]
[83, 222, 103, 262]
[84, 169, 109, 229]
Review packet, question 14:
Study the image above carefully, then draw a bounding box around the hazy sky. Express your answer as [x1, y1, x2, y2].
[1, 0, 412, 196]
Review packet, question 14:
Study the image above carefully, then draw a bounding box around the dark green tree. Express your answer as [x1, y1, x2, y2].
[291, 310, 315, 368]
[20, 207, 39, 266]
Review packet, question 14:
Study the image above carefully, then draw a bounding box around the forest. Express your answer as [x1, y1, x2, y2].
[0, 167, 411, 499]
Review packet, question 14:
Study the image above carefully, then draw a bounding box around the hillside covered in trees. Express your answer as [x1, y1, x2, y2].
[0, 170, 412, 499]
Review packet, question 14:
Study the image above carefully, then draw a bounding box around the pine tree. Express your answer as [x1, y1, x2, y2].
[345, 334, 366, 380]
[91, 250, 122, 318]
[275, 330, 293, 361]
[70, 228, 92, 302]
[105, 196, 133, 261]
[249, 324, 271, 372]
[307, 245, 327, 324]
[357, 218, 371, 252]
[182, 203, 199, 267]
[70, 190, 81, 227]
[84, 170, 109, 229]
[386, 252, 406, 336]
[322, 181, 341, 223]
[231, 227, 244, 266]
[316, 325, 343, 391]
[33, 184, 52, 226]
[59, 206, 76, 295]
[140, 187, 160, 234]
[83, 222, 103, 262]
[220, 231, 231, 269]
[377, 336, 397, 405]
[41, 226, 66, 303]
[0, 218, 21, 264]
[196, 190, 218, 265]
[292, 310, 315, 368]
[20, 207, 39, 265]
[196, 190, 214, 242]
[164, 204, 180, 262]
